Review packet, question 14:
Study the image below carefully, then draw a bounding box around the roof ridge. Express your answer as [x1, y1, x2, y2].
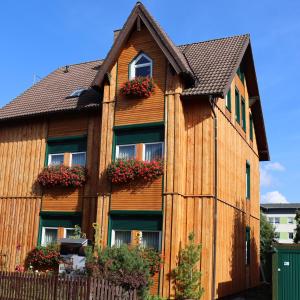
[58, 59, 103, 69]
[177, 33, 250, 48]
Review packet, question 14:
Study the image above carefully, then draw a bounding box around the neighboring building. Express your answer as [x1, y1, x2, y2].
[0, 3, 269, 299]
[261, 203, 300, 243]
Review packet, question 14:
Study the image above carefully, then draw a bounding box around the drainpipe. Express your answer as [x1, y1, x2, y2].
[209, 95, 218, 300]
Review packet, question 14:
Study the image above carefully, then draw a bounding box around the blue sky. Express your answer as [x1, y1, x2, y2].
[0, 0, 299, 203]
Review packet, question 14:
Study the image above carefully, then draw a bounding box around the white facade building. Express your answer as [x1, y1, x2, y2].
[261, 203, 300, 243]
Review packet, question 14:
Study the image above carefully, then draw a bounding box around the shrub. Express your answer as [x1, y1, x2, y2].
[172, 233, 204, 300]
[86, 245, 162, 297]
[25, 244, 61, 273]
[37, 165, 87, 188]
[107, 159, 163, 184]
[120, 76, 155, 98]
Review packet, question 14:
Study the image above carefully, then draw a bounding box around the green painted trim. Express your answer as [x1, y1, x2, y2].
[108, 215, 112, 246]
[47, 135, 87, 142]
[249, 113, 253, 141]
[38, 212, 82, 245]
[226, 88, 231, 112]
[44, 143, 49, 167]
[40, 211, 82, 217]
[110, 210, 162, 215]
[241, 96, 246, 132]
[235, 87, 240, 124]
[280, 217, 288, 224]
[113, 122, 164, 131]
[246, 161, 251, 200]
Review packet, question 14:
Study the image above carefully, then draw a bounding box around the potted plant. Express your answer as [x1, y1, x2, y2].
[120, 76, 155, 98]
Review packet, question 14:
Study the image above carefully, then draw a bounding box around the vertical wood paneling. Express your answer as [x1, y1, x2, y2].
[0, 121, 47, 197]
[114, 24, 166, 126]
[0, 197, 41, 271]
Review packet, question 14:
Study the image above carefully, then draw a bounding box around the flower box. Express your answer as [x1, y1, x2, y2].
[120, 76, 154, 98]
[37, 165, 87, 188]
[107, 159, 163, 184]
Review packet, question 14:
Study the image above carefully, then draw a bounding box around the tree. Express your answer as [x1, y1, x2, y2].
[294, 210, 300, 243]
[260, 212, 275, 265]
[172, 232, 204, 300]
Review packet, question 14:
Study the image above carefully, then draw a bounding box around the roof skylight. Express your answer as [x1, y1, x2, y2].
[66, 88, 86, 99]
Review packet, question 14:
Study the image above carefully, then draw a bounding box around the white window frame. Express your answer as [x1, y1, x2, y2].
[140, 230, 162, 251]
[41, 227, 59, 246]
[64, 227, 76, 238]
[288, 217, 294, 224]
[116, 144, 136, 160]
[70, 151, 87, 166]
[142, 142, 164, 161]
[129, 53, 153, 80]
[111, 230, 132, 247]
[48, 153, 65, 166]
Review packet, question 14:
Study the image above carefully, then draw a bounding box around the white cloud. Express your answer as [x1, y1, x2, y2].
[260, 162, 285, 187]
[261, 191, 289, 204]
[264, 162, 285, 172]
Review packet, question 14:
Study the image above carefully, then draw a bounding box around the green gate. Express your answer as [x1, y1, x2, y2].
[273, 244, 300, 300]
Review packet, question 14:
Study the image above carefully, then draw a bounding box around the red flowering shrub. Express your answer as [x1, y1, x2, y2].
[37, 165, 87, 188]
[107, 159, 163, 184]
[120, 76, 155, 98]
[25, 245, 61, 272]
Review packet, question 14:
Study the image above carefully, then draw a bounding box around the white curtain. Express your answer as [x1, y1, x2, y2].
[72, 152, 86, 166]
[145, 143, 163, 161]
[115, 231, 131, 247]
[117, 145, 135, 159]
[44, 228, 58, 245]
[141, 231, 160, 250]
[50, 154, 64, 165]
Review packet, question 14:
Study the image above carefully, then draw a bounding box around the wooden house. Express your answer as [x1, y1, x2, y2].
[0, 2, 269, 299]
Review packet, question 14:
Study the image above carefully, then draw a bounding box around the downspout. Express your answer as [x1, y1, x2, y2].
[209, 95, 218, 300]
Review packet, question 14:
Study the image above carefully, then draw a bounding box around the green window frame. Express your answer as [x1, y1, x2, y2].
[237, 66, 245, 84]
[225, 88, 231, 111]
[249, 113, 253, 141]
[246, 161, 251, 200]
[241, 97, 246, 131]
[245, 226, 250, 265]
[235, 88, 240, 124]
[38, 212, 82, 245]
[45, 135, 87, 166]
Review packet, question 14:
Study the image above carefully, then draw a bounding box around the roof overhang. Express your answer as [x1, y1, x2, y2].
[91, 2, 194, 88]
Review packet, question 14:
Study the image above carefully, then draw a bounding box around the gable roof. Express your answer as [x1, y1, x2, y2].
[0, 60, 102, 121]
[91, 1, 194, 87]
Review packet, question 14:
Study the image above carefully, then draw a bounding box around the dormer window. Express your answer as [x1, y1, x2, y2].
[129, 53, 152, 79]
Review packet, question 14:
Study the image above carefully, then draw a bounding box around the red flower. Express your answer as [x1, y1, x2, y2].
[120, 76, 155, 98]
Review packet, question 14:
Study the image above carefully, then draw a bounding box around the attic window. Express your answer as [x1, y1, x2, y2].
[129, 53, 152, 79]
[66, 88, 86, 99]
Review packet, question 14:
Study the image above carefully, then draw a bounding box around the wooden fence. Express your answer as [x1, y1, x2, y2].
[0, 272, 138, 300]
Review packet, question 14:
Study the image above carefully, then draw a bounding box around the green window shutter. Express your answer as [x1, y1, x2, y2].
[110, 213, 162, 231]
[114, 124, 164, 145]
[246, 226, 250, 265]
[246, 161, 250, 200]
[235, 88, 240, 124]
[280, 217, 288, 224]
[237, 66, 245, 84]
[241, 97, 246, 131]
[226, 88, 231, 111]
[280, 232, 288, 240]
[249, 113, 253, 141]
[46, 136, 87, 165]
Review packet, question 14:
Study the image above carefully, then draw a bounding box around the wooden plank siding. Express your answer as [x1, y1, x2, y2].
[114, 23, 166, 126]
[0, 111, 102, 270]
[0, 197, 41, 272]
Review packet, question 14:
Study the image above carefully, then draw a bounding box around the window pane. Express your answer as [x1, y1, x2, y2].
[65, 229, 76, 238]
[114, 231, 131, 247]
[288, 217, 294, 224]
[275, 218, 280, 224]
[136, 56, 151, 64]
[72, 152, 86, 166]
[49, 154, 64, 165]
[117, 145, 135, 159]
[135, 65, 151, 77]
[141, 231, 160, 250]
[145, 143, 163, 161]
[43, 228, 58, 245]
[289, 232, 294, 239]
